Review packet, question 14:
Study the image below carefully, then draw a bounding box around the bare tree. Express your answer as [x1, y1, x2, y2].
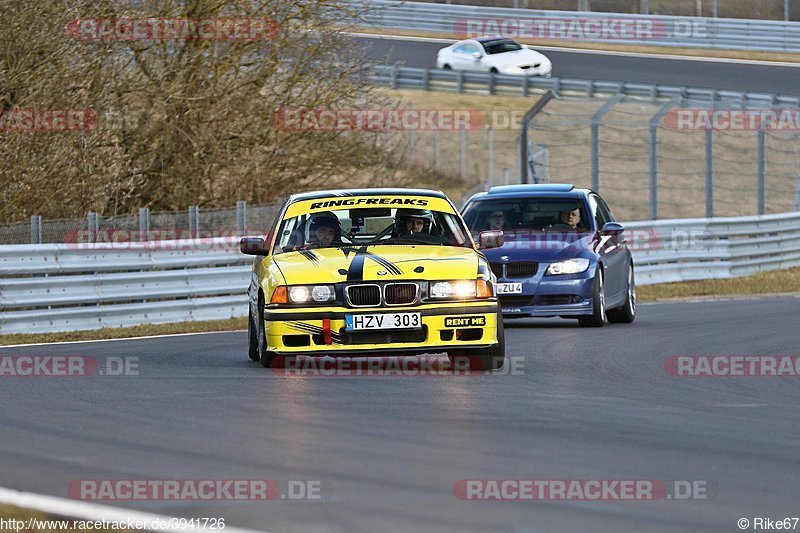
[0, 0, 410, 222]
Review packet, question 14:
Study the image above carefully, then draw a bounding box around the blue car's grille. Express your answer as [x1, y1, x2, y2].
[489, 262, 504, 277]
[505, 262, 538, 278]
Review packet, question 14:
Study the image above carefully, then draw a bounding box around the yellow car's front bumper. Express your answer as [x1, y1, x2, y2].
[263, 301, 499, 356]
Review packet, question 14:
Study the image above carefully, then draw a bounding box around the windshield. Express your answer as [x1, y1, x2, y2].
[462, 198, 591, 233]
[482, 39, 523, 55]
[273, 206, 472, 254]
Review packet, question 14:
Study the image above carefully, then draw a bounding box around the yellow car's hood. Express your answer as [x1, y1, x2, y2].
[273, 245, 479, 285]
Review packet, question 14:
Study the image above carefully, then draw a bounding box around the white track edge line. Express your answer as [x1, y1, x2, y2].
[347, 32, 800, 67]
[0, 486, 266, 533]
[0, 329, 247, 349]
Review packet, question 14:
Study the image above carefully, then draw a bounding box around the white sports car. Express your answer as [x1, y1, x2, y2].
[436, 37, 552, 77]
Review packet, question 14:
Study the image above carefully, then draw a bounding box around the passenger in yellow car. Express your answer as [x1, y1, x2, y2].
[395, 209, 435, 236]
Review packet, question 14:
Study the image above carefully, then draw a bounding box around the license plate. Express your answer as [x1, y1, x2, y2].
[345, 312, 422, 331]
[497, 283, 523, 294]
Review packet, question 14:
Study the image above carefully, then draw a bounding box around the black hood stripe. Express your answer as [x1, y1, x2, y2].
[364, 251, 402, 275]
[298, 249, 320, 265]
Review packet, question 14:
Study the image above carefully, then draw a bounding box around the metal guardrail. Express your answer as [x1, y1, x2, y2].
[2, 212, 800, 334]
[372, 65, 800, 106]
[349, 0, 800, 52]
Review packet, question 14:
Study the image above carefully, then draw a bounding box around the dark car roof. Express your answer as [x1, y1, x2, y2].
[288, 188, 449, 202]
[466, 184, 592, 202]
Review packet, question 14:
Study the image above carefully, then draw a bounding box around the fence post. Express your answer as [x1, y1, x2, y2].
[408, 129, 415, 160]
[434, 129, 441, 170]
[519, 90, 555, 184]
[189, 205, 199, 238]
[758, 128, 766, 215]
[705, 128, 714, 218]
[591, 95, 622, 192]
[459, 128, 467, 181]
[139, 207, 150, 240]
[640, 0, 649, 14]
[487, 127, 494, 185]
[649, 98, 681, 220]
[578, 0, 589, 11]
[30, 215, 42, 244]
[713, 0, 719, 17]
[786, 0, 790, 21]
[503, 167, 510, 185]
[87, 211, 99, 243]
[236, 201, 247, 234]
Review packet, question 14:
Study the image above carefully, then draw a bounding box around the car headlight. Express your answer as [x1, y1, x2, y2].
[429, 280, 493, 300]
[545, 258, 590, 276]
[287, 284, 335, 304]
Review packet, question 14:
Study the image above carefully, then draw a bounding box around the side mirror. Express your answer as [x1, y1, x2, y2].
[478, 230, 504, 250]
[600, 222, 624, 235]
[471, 51, 482, 60]
[240, 237, 265, 255]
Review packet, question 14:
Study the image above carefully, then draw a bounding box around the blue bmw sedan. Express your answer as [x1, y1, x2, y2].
[462, 184, 635, 327]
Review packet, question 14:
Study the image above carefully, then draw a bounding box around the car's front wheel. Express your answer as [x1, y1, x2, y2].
[578, 268, 605, 327]
[607, 264, 636, 324]
[254, 296, 296, 368]
[448, 311, 505, 371]
[247, 308, 260, 362]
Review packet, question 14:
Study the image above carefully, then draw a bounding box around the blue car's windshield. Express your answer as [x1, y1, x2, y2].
[462, 198, 591, 233]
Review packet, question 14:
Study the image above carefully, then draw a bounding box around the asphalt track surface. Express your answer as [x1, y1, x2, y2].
[356, 35, 800, 95]
[2, 296, 800, 532]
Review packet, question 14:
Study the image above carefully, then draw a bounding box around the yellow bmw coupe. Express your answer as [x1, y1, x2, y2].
[240, 188, 505, 370]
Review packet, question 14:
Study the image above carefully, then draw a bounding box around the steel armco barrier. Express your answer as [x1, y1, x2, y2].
[2, 212, 800, 334]
[346, 0, 800, 52]
[372, 65, 800, 106]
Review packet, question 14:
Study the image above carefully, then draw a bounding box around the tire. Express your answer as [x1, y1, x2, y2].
[255, 295, 296, 369]
[489, 67, 498, 74]
[247, 308, 260, 361]
[578, 268, 605, 328]
[442, 64, 452, 70]
[448, 310, 505, 371]
[607, 264, 636, 324]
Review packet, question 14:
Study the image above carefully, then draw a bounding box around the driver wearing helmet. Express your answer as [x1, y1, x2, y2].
[308, 213, 342, 247]
[395, 209, 435, 237]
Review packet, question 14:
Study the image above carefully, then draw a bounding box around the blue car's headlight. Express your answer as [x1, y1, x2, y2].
[545, 258, 590, 276]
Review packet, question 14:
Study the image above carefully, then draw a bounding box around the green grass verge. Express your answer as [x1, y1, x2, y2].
[1, 268, 798, 347]
[0, 317, 247, 347]
[637, 267, 800, 301]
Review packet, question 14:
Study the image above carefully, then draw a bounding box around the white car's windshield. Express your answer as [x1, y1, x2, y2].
[482, 39, 523, 55]
[274, 206, 471, 254]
